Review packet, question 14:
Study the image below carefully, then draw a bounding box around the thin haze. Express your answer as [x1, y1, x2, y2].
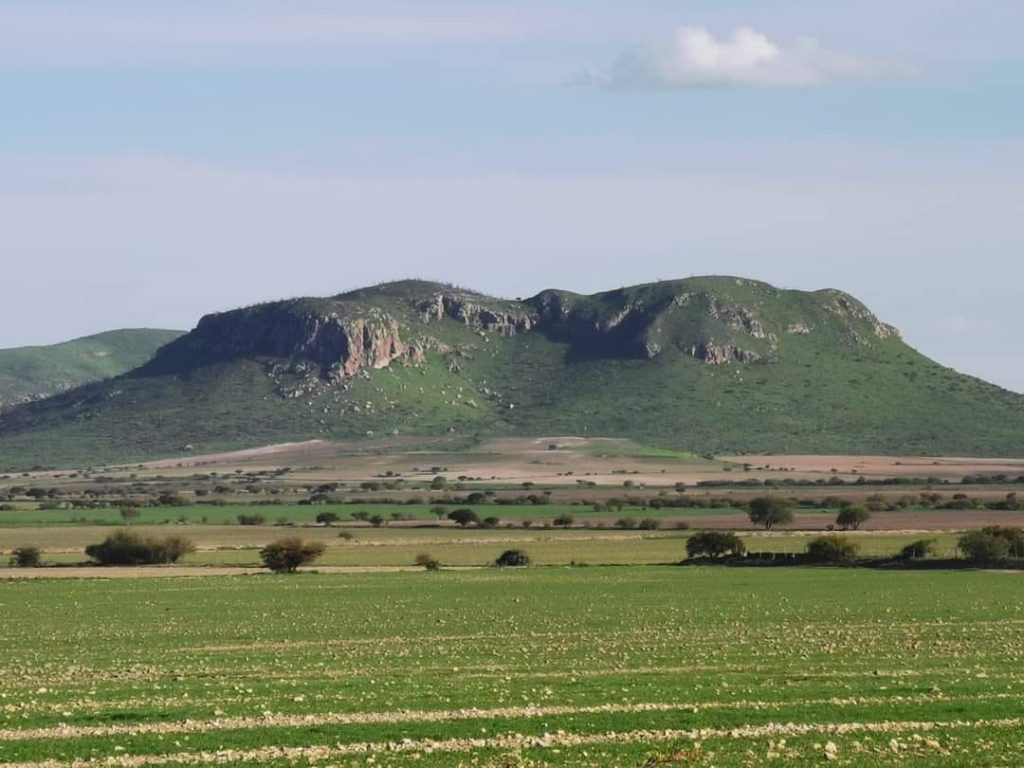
[0, 1, 1022, 391]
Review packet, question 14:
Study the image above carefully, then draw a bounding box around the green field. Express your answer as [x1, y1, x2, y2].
[1, 568, 1022, 766]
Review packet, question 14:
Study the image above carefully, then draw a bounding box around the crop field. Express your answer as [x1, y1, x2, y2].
[1, 568, 1023, 767]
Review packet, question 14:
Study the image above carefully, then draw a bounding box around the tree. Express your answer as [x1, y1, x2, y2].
[448, 508, 480, 527]
[638, 518, 662, 530]
[835, 505, 871, 531]
[430, 506, 448, 521]
[899, 538, 937, 560]
[552, 514, 574, 528]
[430, 475, 448, 490]
[369, 515, 386, 528]
[481, 516, 501, 529]
[260, 538, 325, 573]
[315, 511, 340, 525]
[806, 535, 859, 563]
[119, 506, 140, 524]
[495, 549, 530, 567]
[11, 546, 41, 568]
[686, 532, 746, 558]
[747, 497, 794, 530]
[958, 527, 1024, 562]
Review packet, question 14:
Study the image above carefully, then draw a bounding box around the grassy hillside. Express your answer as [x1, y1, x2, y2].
[0, 278, 1021, 468]
[0, 329, 183, 408]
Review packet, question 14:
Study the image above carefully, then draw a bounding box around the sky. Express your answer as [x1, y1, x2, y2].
[1, 1, 1022, 391]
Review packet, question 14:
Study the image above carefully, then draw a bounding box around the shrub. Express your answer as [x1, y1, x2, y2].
[835, 506, 871, 531]
[899, 538, 937, 560]
[315, 511, 340, 525]
[806, 535, 859, 563]
[495, 549, 531, 567]
[685, 532, 746, 559]
[615, 517, 638, 529]
[552, 514, 574, 528]
[414, 553, 441, 571]
[369, 515, 386, 528]
[260, 538, 326, 573]
[958, 527, 1024, 562]
[481, 516, 501, 529]
[747, 497, 794, 530]
[638, 518, 661, 530]
[11, 546, 41, 568]
[237, 514, 266, 526]
[85, 532, 196, 566]
[979, 526, 1024, 557]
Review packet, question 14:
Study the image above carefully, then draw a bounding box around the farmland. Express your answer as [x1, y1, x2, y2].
[1, 568, 1023, 766]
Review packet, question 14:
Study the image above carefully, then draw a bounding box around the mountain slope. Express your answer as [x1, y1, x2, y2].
[0, 278, 1021, 468]
[0, 329, 184, 409]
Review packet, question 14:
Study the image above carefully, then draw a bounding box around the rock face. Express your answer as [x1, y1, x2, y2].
[419, 292, 536, 336]
[145, 301, 411, 380]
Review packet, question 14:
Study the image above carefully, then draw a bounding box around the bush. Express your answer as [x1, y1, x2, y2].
[615, 517, 638, 529]
[899, 538, 937, 560]
[237, 514, 266, 526]
[481, 516, 501, 529]
[958, 527, 1024, 563]
[835, 506, 871, 531]
[806, 535, 859, 563]
[315, 511, 341, 525]
[11, 546, 41, 568]
[414, 553, 441, 571]
[85, 532, 196, 566]
[260, 538, 326, 573]
[638, 518, 661, 530]
[495, 549, 531, 567]
[979, 526, 1024, 557]
[685, 532, 746, 559]
[552, 514, 574, 528]
[747, 497, 794, 530]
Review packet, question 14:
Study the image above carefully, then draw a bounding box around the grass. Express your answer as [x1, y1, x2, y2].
[2, 277, 1024, 468]
[0, 328, 181, 408]
[0, 568, 1022, 765]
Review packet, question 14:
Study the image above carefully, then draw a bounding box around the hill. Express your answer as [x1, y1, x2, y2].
[0, 277, 1021, 468]
[0, 329, 183, 409]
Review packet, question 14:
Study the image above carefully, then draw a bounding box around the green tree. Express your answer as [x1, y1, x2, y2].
[747, 497, 794, 530]
[448, 508, 480, 527]
[260, 538, 325, 573]
[835, 505, 871, 531]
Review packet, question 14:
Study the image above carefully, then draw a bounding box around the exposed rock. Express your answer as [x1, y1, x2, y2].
[685, 344, 762, 365]
[419, 293, 537, 336]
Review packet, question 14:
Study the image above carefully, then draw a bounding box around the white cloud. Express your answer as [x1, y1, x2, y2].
[592, 25, 914, 88]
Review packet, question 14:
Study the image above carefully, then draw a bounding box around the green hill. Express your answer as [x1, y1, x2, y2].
[0, 329, 183, 409]
[0, 277, 1021, 468]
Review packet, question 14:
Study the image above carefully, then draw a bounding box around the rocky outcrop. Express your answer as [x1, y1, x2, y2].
[419, 293, 536, 336]
[822, 291, 901, 340]
[685, 344, 762, 365]
[147, 303, 411, 381]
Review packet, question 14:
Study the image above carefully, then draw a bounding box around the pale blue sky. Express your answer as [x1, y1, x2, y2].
[1, 1, 1022, 391]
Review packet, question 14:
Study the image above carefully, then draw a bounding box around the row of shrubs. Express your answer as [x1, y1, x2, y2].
[685, 526, 1024, 564]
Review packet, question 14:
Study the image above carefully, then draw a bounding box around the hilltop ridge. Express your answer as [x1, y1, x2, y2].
[0, 277, 1020, 468]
